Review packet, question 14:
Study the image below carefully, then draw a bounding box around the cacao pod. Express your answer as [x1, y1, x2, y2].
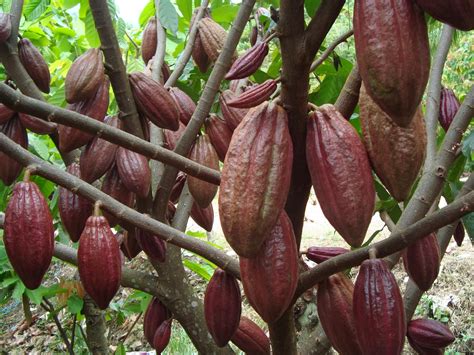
[353, 258, 406, 355]
[144, 58, 171, 84]
[407, 318, 455, 349]
[129, 72, 180, 131]
[204, 114, 232, 161]
[188, 134, 219, 208]
[192, 31, 211, 73]
[227, 79, 277, 109]
[306, 246, 349, 264]
[18, 38, 51, 93]
[153, 318, 172, 353]
[78, 214, 122, 309]
[439, 87, 460, 132]
[307, 105, 375, 247]
[359, 85, 426, 202]
[229, 78, 251, 95]
[415, 0, 474, 31]
[135, 227, 167, 262]
[170, 172, 187, 204]
[317, 273, 362, 355]
[65, 48, 105, 103]
[139, 114, 151, 142]
[0, 115, 28, 185]
[163, 122, 186, 151]
[454, 222, 465, 247]
[198, 17, 227, 62]
[402, 233, 440, 291]
[169, 87, 196, 125]
[204, 269, 241, 347]
[4, 180, 54, 289]
[0, 103, 14, 124]
[142, 16, 157, 64]
[225, 41, 269, 80]
[119, 230, 142, 260]
[58, 163, 93, 242]
[18, 112, 57, 135]
[354, 0, 430, 127]
[0, 13, 11, 43]
[231, 316, 270, 355]
[240, 211, 298, 323]
[219, 102, 293, 257]
[249, 26, 258, 46]
[190, 202, 214, 232]
[144, 297, 172, 346]
[219, 90, 249, 131]
[116, 147, 151, 198]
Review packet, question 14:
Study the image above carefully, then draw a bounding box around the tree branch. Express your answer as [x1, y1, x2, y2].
[151, 0, 167, 80]
[334, 64, 361, 119]
[82, 294, 108, 354]
[308, 29, 353, 72]
[41, 298, 74, 355]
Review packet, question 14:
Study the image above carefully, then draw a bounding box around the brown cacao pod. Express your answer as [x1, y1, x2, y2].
[144, 58, 171, 84]
[59, 163, 93, 243]
[249, 26, 258, 46]
[170, 172, 187, 203]
[402, 233, 440, 291]
[144, 297, 172, 346]
[4, 180, 54, 289]
[306, 246, 349, 264]
[240, 211, 298, 323]
[353, 258, 406, 354]
[227, 79, 277, 109]
[415, 0, 474, 31]
[219, 102, 293, 257]
[439, 87, 460, 132]
[198, 17, 227, 62]
[204, 269, 241, 347]
[163, 121, 186, 150]
[359, 85, 426, 202]
[307, 105, 374, 247]
[78, 215, 122, 309]
[0, 103, 14, 124]
[454, 221, 465, 247]
[116, 147, 151, 198]
[231, 316, 270, 355]
[142, 16, 157, 64]
[0, 116, 28, 185]
[317, 273, 362, 355]
[18, 112, 57, 134]
[407, 318, 455, 350]
[153, 318, 172, 353]
[225, 41, 269, 80]
[168, 87, 196, 125]
[229, 78, 251, 95]
[192, 31, 211, 73]
[80, 115, 120, 183]
[129, 72, 180, 131]
[0, 13, 11, 43]
[65, 48, 105, 103]
[354, 0, 430, 127]
[188, 135, 219, 208]
[18, 38, 51, 93]
[190, 202, 214, 232]
[135, 227, 167, 262]
[219, 90, 249, 131]
[119, 230, 142, 260]
[408, 343, 443, 355]
[204, 114, 232, 162]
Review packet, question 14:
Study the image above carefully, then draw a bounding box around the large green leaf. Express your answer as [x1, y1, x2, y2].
[212, 4, 239, 25]
[84, 9, 100, 47]
[176, 0, 193, 21]
[305, 0, 321, 17]
[159, 0, 179, 35]
[139, 0, 155, 26]
[24, 0, 51, 21]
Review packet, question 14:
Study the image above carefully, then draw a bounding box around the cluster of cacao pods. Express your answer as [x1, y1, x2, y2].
[407, 318, 455, 354]
[143, 297, 173, 352]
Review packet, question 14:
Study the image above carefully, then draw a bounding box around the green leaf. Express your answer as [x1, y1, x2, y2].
[1, 0, 13, 12]
[176, 0, 193, 21]
[211, 5, 239, 25]
[25, 288, 45, 305]
[462, 212, 474, 242]
[62, 0, 81, 10]
[183, 259, 212, 280]
[12, 281, 26, 300]
[159, 0, 179, 35]
[115, 343, 126, 355]
[107, 0, 117, 20]
[24, 0, 51, 21]
[28, 134, 50, 160]
[305, 0, 321, 17]
[67, 294, 84, 314]
[139, 0, 154, 26]
[462, 130, 474, 158]
[84, 10, 100, 47]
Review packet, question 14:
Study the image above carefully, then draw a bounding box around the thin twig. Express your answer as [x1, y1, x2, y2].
[309, 29, 353, 72]
[121, 312, 142, 344]
[41, 299, 74, 355]
[151, 0, 167, 82]
[124, 31, 140, 58]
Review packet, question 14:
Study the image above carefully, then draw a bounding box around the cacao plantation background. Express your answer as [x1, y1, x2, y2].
[0, 0, 473, 353]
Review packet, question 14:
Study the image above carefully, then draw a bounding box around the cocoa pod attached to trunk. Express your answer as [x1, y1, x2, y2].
[119, 230, 142, 260]
[439, 87, 460, 132]
[219, 90, 249, 131]
[0, 115, 28, 185]
[402, 233, 440, 291]
[354, 0, 430, 127]
[18, 38, 51, 93]
[204, 269, 242, 347]
[4, 179, 54, 289]
[78, 214, 122, 309]
[59, 163, 93, 242]
[359, 85, 426, 202]
[135, 227, 167, 262]
[0, 103, 14, 124]
[188, 134, 219, 208]
[153, 319, 172, 353]
[353, 258, 406, 355]
[169, 87, 196, 125]
[407, 318, 455, 350]
[142, 16, 157, 64]
[0, 13, 11, 43]
[306, 246, 349, 264]
[18, 113, 57, 135]
[307, 105, 375, 247]
[240, 211, 298, 323]
[204, 114, 232, 162]
[65, 48, 105, 103]
[454, 222, 465, 247]
[170, 172, 187, 203]
[317, 273, 362, 355]
[415, 0, 474, 31]
[144, 297, 172, 346]
[219, 102, 293, 257]
[198, 17, 227, 62]
[231, 316, 270, 355]
[227, 79, 277, 109]
[163, 121, 186, 150]
[190, 202, 214, 232]
[116, 147, 151, 198]
[225, 41, 269, 80]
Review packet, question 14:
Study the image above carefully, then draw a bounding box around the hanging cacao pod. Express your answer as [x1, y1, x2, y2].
[163, 122, 186, 150]
[170, 172, 187, 204]
[354, 0, 430, 127]
[307, 105, 375, 247]
[353, 258, 406, 355]
[225, 41, 269, 80]
[18, 38, 51, 93]
[0, 103, 14, 125]
[240, 211, 298, 323]
[191, 7, 211, 73]
[204, 114, 232, 161]
[59, 163, 93, 243]
[402, 233, 440, 291]
[407, 318, 455, 350]
[249, 26, 258, 46]
[188, 135, 219, 208]
[0, 13, 11, 43]
[144, 297, 172, 346]
[227, 79, 277, 109]
[415, 0, 474, 31]
[4, 179, 54, 289]
[439, 87, 461, 132]
[454, 222, 465, 247]
[359, 85, 426, 202]
[135, 227, 167, 262]
[153, 319, 172, 353]
[169, 87, 196, 125]
[119, 230, 142, 260]
[198, 17, 227, 62]
[115, 147, 151, 198]
[219, 102, 293, 257]
[219, 90, 249, 131]
[231, 316, 270, 355]
[142, 16, 157, 64]
[306, 246, 349, 264]
[317, 273, 362, 355]
[65, 48, 105, 103]
[78, 214, 122, 309]
[190, 202, 214, 232]
[204, 269, 241, 347]
[0, 116, 28, 185]
[144, 58, 171, 84]
[18, 112, 57, 135]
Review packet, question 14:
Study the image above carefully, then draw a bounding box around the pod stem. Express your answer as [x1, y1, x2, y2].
[368, 248, 377, 260]
[23, 166, 34, 182]
[93, 201, 102, 216]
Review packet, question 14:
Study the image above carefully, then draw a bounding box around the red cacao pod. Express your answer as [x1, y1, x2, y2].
[219, 90, 249, 131]
[219, 102, 293, 257]
[204, 114, 232, 162]
[204, 269, 241, 347]
[163, 121, 186, 151]
[439, 87, 461, 132]
[227, 79, 277, 109]
[135, 227, 167, 262]
[119, 230, 142, 260]
[306, 246, 349, 264]
[225, 41, 269, 80]
[192, 31, 211, 73]
[142, 17, 157, 64]
[153, 318, 172, 353]
[402, 233, 440, 291]
[415, 0, 474, 31]
[65, 48, 105, 103]
[168, 87, 196, 125]
[231, 316, 270, 355]
[4, 180, 54, 289]
[408, 343, 443, 355]
[0, 115, 28, 185]
[0, 13, 11, 43]
[454, 222, 465, 247]
[170, 172, 187, 204]
[144, 297, 172, 346]
[18, 38, 51, 93]
[249, 26, 258, 46]
[198, 17, 227, 62]
[18, 112, 57, 134]
[139, 114, 151, 141]
[354, 0, 430, 127]
[353, 258, 406, 355]
[78, 215, 122, 309]
[58, 163, 93, 242]
[240, 211, 298, 323]
[190, 202, 214, 232]
[229, 78, 251, 94]
[116, 147, 151, 198]
[0, 103, 14, 124]
[317, 273, 362, 355]
[407, 318, 455, 349]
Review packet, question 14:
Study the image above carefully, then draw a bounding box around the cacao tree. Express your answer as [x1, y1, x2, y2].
[0, 0, 473, 354]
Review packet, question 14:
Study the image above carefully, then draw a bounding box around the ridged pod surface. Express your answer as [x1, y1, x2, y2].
[204, 114, 232, 161]
[227, 79, 278, 109]
[204, 269, 241, 347]
[359, 85, 426, 202]
[119, 230, 141, 260]
[170, 172, 187, 203]
[402, 233, 440, 291]
[454, 222, 465, 247]
[78, 215, 122, 309]
[129, 72, 179, 131]
[317, 273, 362, 355]
[353, 258, 406, 355]
[307, 105, 375, 247]
[65, 48, 105, 103]
[231, 316, 270, 355]
[188, 135, 219, 208]
[219, 102, 293, 257]
[219, 90, 249, 131]
[4, 180, 54, 289]
[18, 39, 51, 93]
[116, 147, 151, 198]
[306, 246, 349, 264]
[143, 297, 172, 346]
[190, 202, 214, 232]
[135, 227, 167, 262]
[59, 163, 93, 242]
[249, 26, 258, 46]
[229, 78, 251, 94]
[18, 113, 57, 134]
[240, 211, 298, 323]
[169, 87, 196, 125]
[0, 116, 28, 185]
[141, 17, 157, 64]
[153, 319, 172, 353]
[0, 13, 11, 43]
[407, 318, 455, 350]
[198, 17, 227, 62]
[439, 87, 460, 132]
[163, 122, 186, 151]
[415, 0, 474, 31]
[354, 0, 430, 127]
[225, 41, 269, 80]
[0, 103, 14, 124]
[191, 8, 211, 73]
